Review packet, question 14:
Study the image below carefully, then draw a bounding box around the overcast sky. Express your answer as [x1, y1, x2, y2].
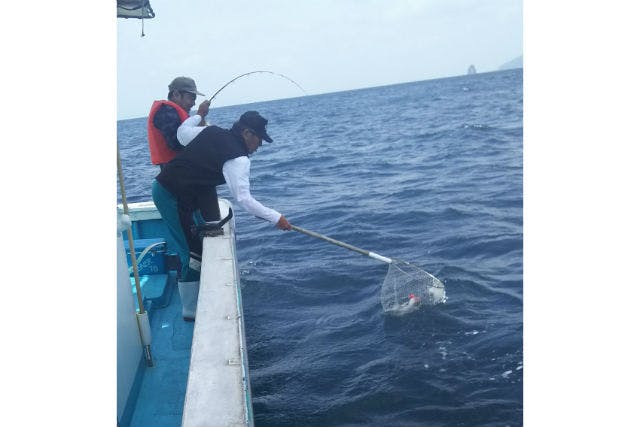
[117, 0, 522, 119]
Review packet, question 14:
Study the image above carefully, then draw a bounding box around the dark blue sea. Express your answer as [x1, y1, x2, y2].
[118, 68, 523, 427]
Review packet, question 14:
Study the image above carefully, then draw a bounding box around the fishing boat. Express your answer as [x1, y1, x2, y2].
[117, 2, 254, 426]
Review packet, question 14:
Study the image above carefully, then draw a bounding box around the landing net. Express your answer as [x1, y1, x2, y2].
[380, 261, 446, 315]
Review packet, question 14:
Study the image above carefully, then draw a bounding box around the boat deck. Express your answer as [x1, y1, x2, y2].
[126, 277, 194, 427]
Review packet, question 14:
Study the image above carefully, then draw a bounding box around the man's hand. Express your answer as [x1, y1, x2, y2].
[197, 100, 210, 119]
[276, 215, 292, 231]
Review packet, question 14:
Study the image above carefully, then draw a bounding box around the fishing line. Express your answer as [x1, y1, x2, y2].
[208, 70, 307, 103]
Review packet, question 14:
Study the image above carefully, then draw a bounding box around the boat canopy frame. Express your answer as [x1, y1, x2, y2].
[117, 0, 155, 20]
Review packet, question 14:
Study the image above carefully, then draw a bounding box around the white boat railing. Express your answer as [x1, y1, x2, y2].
[182, 199, 254, 427]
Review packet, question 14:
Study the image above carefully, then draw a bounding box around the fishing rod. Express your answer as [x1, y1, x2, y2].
[208, 70, 307, 103]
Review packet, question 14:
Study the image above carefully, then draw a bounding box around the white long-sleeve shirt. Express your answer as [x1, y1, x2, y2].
[176, 114, 207, 146]
[177, 115, 282, 224]
[223, 156, 281, 223]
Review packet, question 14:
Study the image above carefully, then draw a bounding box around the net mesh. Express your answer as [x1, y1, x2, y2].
[380, 261, 446, 314]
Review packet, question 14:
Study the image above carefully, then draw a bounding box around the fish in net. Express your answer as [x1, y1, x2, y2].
[289, 225, 446, 315]
[380, 260, 446, 315]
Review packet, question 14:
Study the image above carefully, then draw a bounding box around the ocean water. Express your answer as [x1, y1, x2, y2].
[118, 68, 523, 427]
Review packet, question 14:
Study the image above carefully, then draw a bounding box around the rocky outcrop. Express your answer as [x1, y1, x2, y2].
[499, 55, 523, 70]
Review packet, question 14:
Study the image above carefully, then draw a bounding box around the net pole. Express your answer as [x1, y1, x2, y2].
[291, 225, 392, 264]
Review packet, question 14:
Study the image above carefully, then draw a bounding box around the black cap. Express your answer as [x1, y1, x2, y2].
[239, 111, 273, 143]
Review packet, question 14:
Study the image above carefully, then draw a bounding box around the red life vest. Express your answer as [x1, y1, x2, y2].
[147, 100, 190, 165]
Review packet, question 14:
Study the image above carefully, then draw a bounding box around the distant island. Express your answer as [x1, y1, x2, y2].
[499, 55, 523, 70]
[463, 56, 521, 77]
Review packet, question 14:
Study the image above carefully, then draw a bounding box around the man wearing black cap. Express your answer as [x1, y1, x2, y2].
[147, 76, 211, 169]
[152, 110, 291, 320]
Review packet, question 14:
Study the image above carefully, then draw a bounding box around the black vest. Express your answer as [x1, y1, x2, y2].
[156, 126, 248, 203]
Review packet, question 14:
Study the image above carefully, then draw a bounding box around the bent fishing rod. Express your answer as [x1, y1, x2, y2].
[208, 70, 307, 103]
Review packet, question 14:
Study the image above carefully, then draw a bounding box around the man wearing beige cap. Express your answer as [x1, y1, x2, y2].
[147, 76, 211, 170]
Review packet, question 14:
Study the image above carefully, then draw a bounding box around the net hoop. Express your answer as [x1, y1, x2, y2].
[380, 260, 446, 315]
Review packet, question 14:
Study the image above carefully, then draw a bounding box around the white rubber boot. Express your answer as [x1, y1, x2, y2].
[177, 280, 200, 321]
